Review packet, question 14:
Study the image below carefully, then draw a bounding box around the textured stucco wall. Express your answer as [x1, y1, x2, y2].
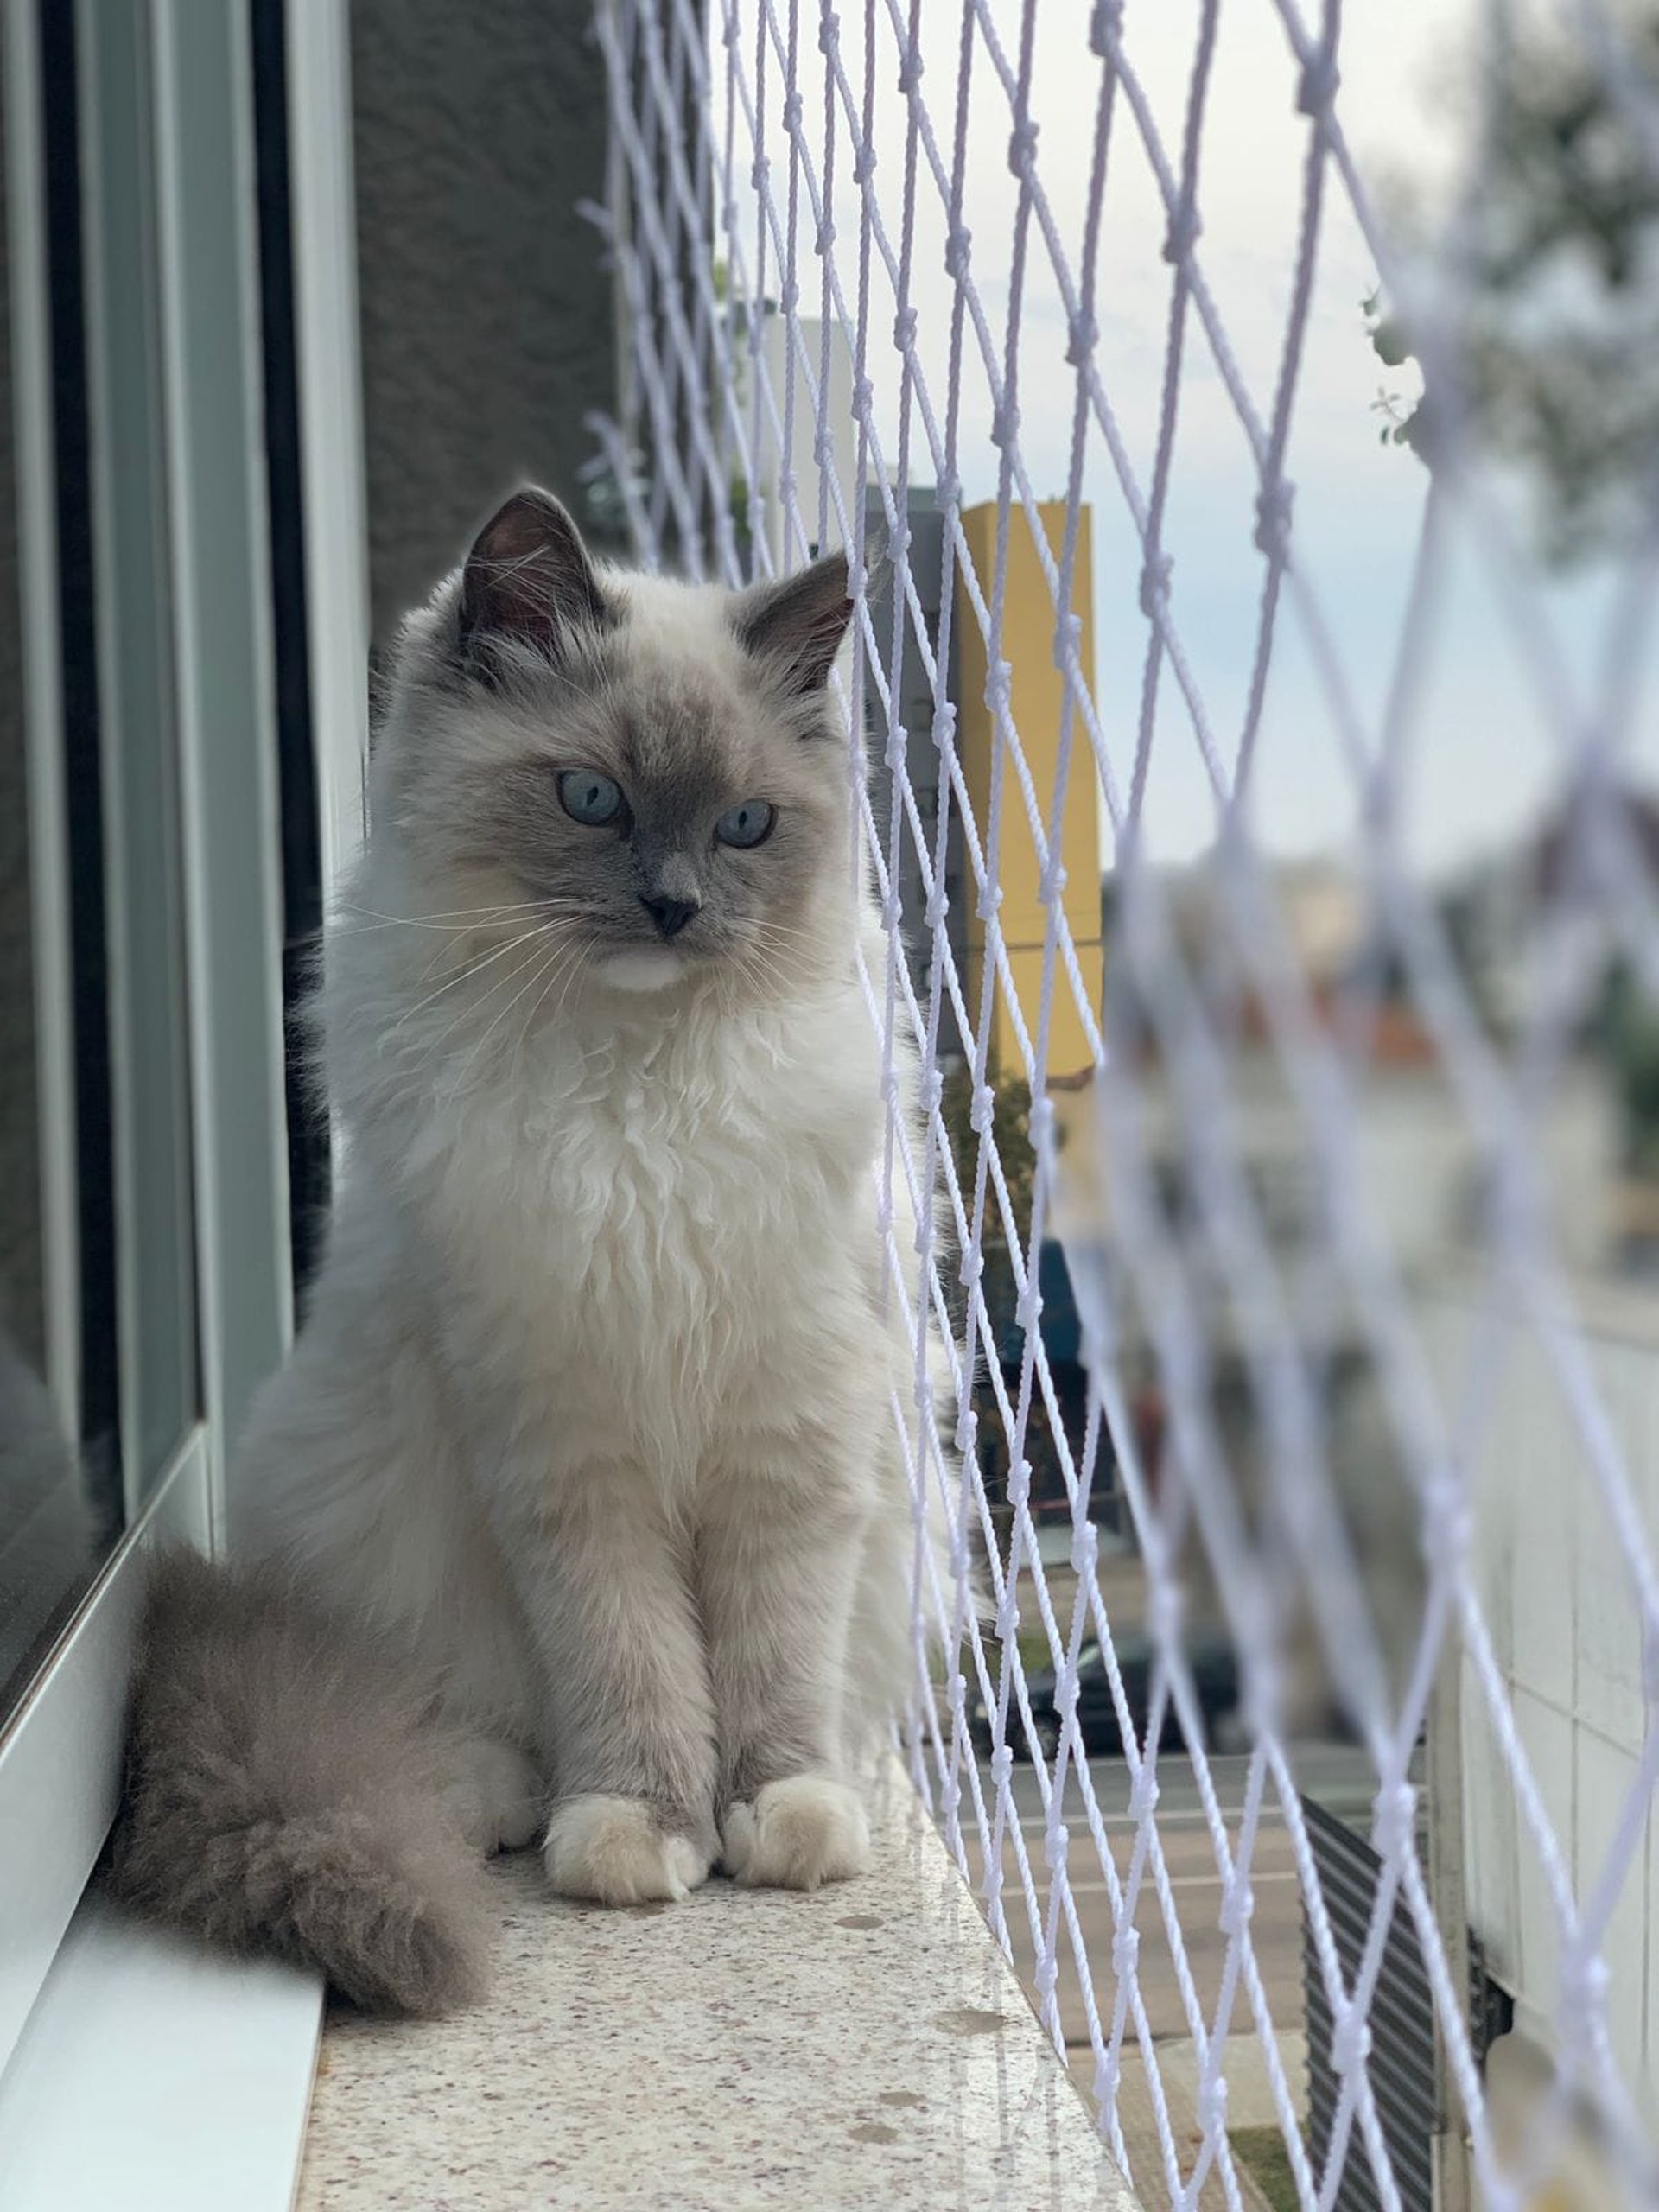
[350, 0, 616, 647]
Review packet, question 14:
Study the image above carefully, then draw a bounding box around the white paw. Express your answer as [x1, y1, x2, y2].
[721, 1776, 871, 1891]
[542, 1794, 711, 1905]
[447, 1738, 543, 1853]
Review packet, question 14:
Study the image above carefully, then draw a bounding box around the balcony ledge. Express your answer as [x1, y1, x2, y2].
[298, 1758, 1140, 2211]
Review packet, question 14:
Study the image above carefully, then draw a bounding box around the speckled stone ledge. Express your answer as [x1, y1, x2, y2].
[296, 1760, 1141, 2210]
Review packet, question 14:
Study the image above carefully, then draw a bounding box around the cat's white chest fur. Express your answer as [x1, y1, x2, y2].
[413, 989, 887, 1483]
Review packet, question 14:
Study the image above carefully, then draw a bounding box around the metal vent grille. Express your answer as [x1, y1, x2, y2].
[1302, 1794, 1435, 2212]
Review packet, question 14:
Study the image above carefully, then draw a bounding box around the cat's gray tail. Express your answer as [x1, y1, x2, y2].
[111, 1548, 491, 2016]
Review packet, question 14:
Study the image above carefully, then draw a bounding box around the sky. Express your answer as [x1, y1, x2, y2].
[702, 0, 1656, 881]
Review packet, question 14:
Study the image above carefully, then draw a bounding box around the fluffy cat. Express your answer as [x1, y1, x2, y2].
[114, 488, 954, 2012]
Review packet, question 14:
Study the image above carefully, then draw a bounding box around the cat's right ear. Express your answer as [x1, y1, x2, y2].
[732, 549, 856, 699]
[456, 486, 610, 680]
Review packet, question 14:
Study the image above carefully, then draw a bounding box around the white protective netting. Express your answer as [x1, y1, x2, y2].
[590, 2, 1659, 2206]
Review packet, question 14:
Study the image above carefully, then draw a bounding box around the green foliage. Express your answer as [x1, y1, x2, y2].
[1592, 959, 1659, 1173]
[939, 1064, 1037, 1261]
[1366, 12, 1659, 564]
[1362, 291, 1430, 454]
[938, 1068, 1042, 1526]
[1227, 2127, 1301, 2212]
[727, 470, 753, 571]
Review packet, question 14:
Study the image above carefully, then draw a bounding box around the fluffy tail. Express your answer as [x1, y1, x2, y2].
[111, 1549, 492, 2016]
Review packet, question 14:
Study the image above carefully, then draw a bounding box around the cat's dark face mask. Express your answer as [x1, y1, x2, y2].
[395, 486, 866, 1004]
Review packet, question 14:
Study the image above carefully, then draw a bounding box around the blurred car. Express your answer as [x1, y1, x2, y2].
[969, 1624, 1240, 1764]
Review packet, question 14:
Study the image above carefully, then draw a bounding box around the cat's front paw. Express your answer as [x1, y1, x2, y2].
[721, 1776, 870, 1891]
[542, 1794, 711, 1905]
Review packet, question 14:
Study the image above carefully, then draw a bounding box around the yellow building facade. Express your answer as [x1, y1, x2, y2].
[954, 499, 1103, 1086]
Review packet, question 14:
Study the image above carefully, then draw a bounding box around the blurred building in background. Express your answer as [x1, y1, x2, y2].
[956, 499, 1103, 1089]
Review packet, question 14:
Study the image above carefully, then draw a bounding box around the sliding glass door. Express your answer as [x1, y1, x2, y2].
[0, 0, 366, 2112]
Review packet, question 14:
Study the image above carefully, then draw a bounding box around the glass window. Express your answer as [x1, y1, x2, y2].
[0, 3, 119, 1718]
[78, 0, 199, 1510]
[0, 0, 206, 1725]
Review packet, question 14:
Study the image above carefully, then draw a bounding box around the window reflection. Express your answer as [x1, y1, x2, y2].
[0, 20, 119, 1722]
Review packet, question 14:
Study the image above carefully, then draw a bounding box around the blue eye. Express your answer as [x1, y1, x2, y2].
[558, 769, 624, 827]
[715, 798, 775, 849]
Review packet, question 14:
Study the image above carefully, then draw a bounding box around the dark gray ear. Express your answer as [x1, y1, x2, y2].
[457, 486, 609, 676]
[733, 550, 855, 696]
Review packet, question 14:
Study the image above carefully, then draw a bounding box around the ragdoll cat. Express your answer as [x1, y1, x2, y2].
[113, 488, 953, 2013]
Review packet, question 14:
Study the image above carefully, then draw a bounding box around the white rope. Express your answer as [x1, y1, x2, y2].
[597, 2, 1659, 2203]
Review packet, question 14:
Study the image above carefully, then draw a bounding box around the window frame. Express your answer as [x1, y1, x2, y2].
[0, 0, 368, 2191]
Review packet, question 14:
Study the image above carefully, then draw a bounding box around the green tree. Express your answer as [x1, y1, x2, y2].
[938, 1065, 1036, 1267]
[1369, 12, 1659, 565]
[1592, 957, 1659, 1173]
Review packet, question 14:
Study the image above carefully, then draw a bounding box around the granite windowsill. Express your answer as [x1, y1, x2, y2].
[297, 1758, 1141, 2211]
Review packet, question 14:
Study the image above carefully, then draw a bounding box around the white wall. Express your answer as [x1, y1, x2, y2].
[1427, 1280, 1659, 2131]
[753, 310, 857, 570]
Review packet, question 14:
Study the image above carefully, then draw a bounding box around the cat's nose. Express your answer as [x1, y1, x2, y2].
[639, 892, 700, 939]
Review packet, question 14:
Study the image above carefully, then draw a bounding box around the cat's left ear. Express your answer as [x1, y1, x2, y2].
[732, 549, 855, 698]
[457, 486, 610, 677]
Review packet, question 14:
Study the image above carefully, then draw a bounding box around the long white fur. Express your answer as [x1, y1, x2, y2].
[233, 551, 952, 1906]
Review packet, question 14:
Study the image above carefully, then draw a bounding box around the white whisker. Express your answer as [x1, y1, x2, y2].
[389, 924, 557, 1046]
[454, 932, 582, 1085]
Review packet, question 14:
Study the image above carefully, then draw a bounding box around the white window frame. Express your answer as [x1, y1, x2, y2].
[0, 2, 367, 2199]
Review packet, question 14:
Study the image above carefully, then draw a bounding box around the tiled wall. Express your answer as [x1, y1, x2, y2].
[1430, 1283, 1659, 2125]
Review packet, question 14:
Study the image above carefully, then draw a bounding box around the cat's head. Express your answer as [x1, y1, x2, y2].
[377, 487, 865, 1004]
